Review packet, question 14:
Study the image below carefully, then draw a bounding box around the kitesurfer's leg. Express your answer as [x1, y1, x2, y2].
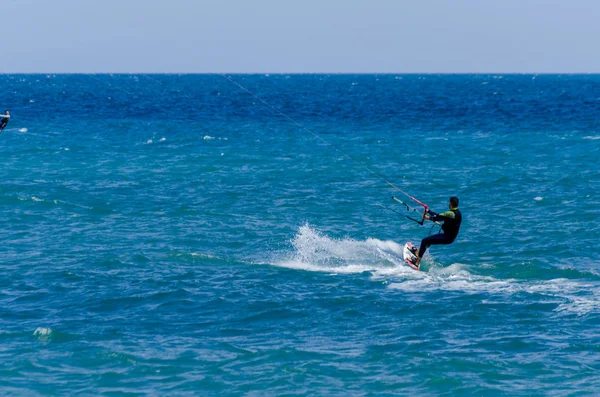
[415, 234, 454, 268]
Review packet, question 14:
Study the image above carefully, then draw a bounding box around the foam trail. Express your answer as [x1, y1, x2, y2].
[389, 273, 600, 316]
[275, 226, 600, 315]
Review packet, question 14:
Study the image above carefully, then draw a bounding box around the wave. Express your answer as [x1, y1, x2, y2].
[274, 225, 444, 279]
[273, 225, 600, 315]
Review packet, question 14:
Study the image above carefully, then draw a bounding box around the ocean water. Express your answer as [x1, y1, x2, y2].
[1, 74, 600, 396]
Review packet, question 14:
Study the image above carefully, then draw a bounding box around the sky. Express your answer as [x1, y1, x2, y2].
[1, 0, 599, 73]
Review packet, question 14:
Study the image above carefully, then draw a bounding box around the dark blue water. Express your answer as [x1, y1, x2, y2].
[1, 74, 600, 395]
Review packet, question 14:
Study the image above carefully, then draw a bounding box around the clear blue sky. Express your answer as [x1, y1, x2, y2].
[2, 0, 599, 73]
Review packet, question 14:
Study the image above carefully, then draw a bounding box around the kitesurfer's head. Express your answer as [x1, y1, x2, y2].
[449, 196, 459, 209]
[5, 110, 8, 115]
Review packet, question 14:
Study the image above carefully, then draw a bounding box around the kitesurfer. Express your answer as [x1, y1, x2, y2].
[409, 196, 462, 269]
[0, 110, 10, 133]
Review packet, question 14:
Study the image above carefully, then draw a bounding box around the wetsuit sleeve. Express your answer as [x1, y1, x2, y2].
[0, 115, 8, 119]
[428, 210, 455, 222]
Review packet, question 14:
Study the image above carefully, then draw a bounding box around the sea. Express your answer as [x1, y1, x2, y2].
[1, 74, 599, 396]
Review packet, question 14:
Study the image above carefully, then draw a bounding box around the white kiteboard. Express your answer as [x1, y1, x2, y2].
[403, 242, 419, 271]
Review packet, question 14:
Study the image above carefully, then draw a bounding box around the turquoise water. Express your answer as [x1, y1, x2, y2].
[1, 74, 600, 395]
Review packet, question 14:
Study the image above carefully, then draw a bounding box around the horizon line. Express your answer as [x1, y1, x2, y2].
[1, 72, 600, 76]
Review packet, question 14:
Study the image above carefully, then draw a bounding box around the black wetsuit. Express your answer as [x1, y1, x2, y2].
[0, 116, 9, 133]
[418, 208, 462, 258]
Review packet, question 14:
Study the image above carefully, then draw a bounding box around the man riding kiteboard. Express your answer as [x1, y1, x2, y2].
[407, 196, 462, 269]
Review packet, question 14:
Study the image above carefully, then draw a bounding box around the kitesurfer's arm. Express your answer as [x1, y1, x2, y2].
[425, 210, 455, 222]
[0, 115, 9, 119]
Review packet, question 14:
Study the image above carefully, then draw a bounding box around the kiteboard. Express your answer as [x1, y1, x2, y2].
[403, 242, 419, 271]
